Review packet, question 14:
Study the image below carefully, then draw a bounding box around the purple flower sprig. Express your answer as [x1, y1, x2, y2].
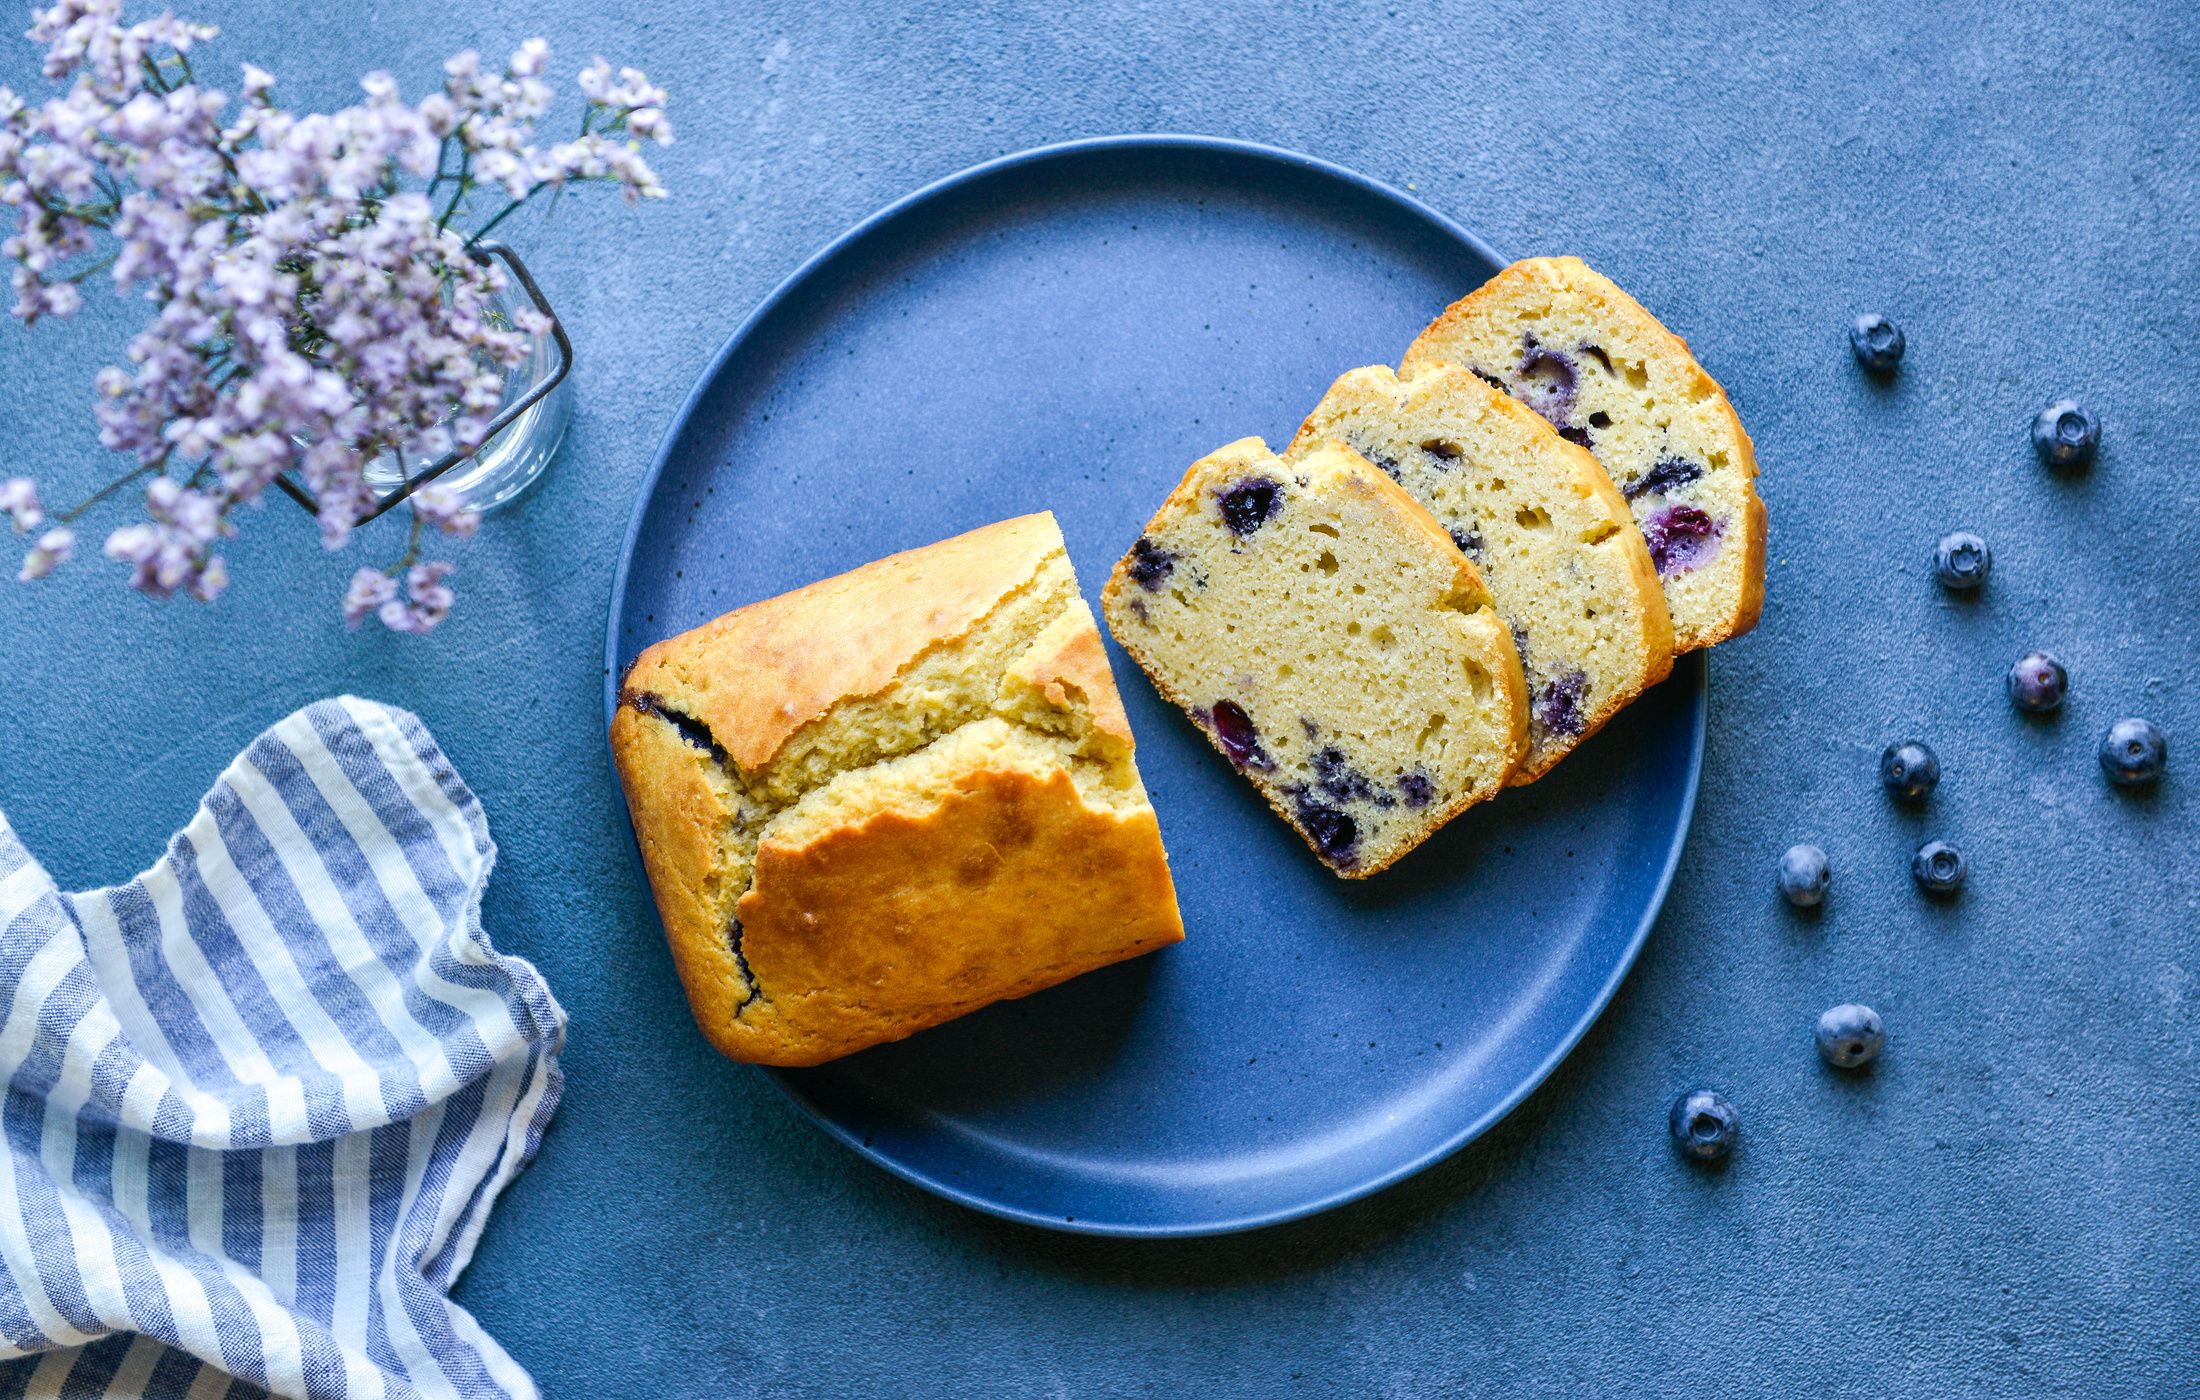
[0, 1, 670, 630]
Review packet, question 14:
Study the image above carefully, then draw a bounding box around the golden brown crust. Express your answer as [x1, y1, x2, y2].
[621, 513, 1062, 772]
[607, 708, 758, 1037]
[727, 766, 1183, 1065]
[610, 513, 1182, 1066]
[1402, 255, 1766, 653]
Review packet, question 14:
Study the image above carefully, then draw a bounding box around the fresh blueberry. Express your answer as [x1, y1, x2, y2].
[1849, 313, 1904, 373]
[1880, 740, 1939, 802]
[1778, 843, 1831, 908]
[1217, 478, 1282, 536]
[1668, 1090, 1738, 1164]
[1815, 1004, 1885, 1069]
[1911, 840, 1966, 895]
[1933, 531, 1991, 591]
[2006, 651, 2067, 714]
[2032, 400, 2100, 469]
[1125, 536, 1175, 590]
[2098, 717, 2166, 787]
[1207, 700, 1272, 771]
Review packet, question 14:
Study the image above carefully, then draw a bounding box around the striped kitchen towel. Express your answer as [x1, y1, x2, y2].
[0, 697, 565, 1399]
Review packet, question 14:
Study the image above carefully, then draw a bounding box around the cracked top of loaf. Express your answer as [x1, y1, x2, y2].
[610, 512, 1182, 1066]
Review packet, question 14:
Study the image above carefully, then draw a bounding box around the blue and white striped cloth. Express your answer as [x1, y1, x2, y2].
[0, 697, 564, 1399]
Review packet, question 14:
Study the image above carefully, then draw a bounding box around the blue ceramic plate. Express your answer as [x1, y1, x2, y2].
[607, 136, 1704, 1237]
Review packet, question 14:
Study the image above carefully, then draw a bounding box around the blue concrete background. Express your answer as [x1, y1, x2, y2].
[1, 0, 2194, 1393]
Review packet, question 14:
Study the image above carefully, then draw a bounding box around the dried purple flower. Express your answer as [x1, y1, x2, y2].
[0, 479, 44, 533]
[342, 565, 398, 625]
[0, 3, 670, 627]
[377, 560, 454, 633]
[18, 527, 73, 580]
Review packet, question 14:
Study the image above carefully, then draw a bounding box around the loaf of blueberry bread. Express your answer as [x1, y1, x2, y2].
[1401, 255, 1767, 652]
[1289, 363, 1673, 783]
[610, 513, 1184, 1066]
[1101, 438, 1528, 876]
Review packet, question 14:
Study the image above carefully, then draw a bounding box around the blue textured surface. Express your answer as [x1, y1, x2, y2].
[609, 138, 1706, 1234]
[1, 0, 2195, 1392]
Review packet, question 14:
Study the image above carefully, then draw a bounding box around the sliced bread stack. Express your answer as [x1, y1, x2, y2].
[1104, 255, 1763, 874]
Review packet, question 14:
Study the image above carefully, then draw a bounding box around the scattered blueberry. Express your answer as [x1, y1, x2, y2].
[1880, 740, 1939, 802]
[2006, 651, 2067, 714]
[1207, 700, 1272, 771]
[1622, 456, 1704, 502]
[2098, 717, 2166, 787]
[1911, 840, 1966, 896]
[1778, 843, 1831, 908]
[1217, 478, 1282, 536]
[1815, 1004, 1885, 1069]
[1449, 525, 1484, 558]
[1125, 536, 1176, 590]
[1668, 1090, 1738, 1164]
[2031, 400, 2100, 469]
[1849, 313, 1904, 373]
[1933, 531, 1991, 591]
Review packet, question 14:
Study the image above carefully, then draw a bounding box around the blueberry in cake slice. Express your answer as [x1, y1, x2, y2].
[1288, 363, 1673, 783]
[611, 512, 1183, 1066]
[1402, 256, 1768, 652]
[1101, 438, 1527, 877]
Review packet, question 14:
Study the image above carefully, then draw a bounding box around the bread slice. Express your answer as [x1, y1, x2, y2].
[610, 513, 1183, 1066]
[1101, 438, 1527, 877]
[1401, 255, 1767, 652]
[1288, 363, 1674, 783]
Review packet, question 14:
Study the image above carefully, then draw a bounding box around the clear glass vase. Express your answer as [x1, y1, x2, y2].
[357, 243, 571, 515]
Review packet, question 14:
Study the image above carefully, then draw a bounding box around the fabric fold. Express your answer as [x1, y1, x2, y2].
[0, 696, 563, 1399]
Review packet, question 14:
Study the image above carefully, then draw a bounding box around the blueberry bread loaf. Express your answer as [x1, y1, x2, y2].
[1102, 439, 1527, 877]
[1288, 363, 1673, 783]
[611, 513, 1184, 1067]
[1401, 255, 1767, 652]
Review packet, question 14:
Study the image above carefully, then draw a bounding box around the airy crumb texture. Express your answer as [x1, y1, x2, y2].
[1402, 255, 1767, 652]
[609, 512, 1183, 1066]
[1289, 363, 1673, 783]
[1102, 438, 1527, 877]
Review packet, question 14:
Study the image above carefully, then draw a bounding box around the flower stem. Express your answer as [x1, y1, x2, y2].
[59, 457, 164, 523]
[435, 148, 472, 231]
[464, 190, 538, 249]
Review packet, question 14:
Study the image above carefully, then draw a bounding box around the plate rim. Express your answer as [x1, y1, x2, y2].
[603, 133, 1706, 1238]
